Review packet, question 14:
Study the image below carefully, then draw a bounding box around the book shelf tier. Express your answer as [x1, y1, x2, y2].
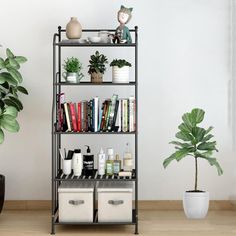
[55, 169, 136, 182]
[54, 131, 136, 135]
[54, 82, 136, 86]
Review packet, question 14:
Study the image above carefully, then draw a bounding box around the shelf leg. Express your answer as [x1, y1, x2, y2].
[135, 215, 139, 235]
[51, 217, 55, 235]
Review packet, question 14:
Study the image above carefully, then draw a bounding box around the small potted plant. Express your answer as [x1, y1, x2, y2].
[110, 59, 131, 83]
[63, 57, 84, 83]
[88, 51, 108, 83]
[0, 48, 29, 213]
[163, 108, 223, 219]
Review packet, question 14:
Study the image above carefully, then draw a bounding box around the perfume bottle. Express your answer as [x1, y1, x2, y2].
[113, 154, 121, 175]
[123, 143, 133, 171]
[106, 148, 114, 176]
[98, 148, 106, 176]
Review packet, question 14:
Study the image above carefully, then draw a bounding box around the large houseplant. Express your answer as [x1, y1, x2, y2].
[163, 108, 223, 219]
[110, 59, 131, 83]
[88, 51, 108, 83]
[0, 48, 28, 213]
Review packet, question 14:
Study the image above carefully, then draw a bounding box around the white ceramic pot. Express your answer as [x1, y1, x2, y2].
[183, 191, 209, 219]
[112, 66, 130, 83]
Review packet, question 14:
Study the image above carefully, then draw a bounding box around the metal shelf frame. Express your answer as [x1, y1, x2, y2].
[52, 26, 138, 235]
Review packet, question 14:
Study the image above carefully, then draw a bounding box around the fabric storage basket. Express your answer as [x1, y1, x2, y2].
[58, 181, 94, 222]
[97, 182, 133, 222]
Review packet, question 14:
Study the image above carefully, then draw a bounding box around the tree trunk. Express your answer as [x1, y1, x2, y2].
[194, 157, 198, 191]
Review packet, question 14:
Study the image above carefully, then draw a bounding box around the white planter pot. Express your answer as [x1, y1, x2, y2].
[183, 191, 209, 219]
[112, 66, 130, 83]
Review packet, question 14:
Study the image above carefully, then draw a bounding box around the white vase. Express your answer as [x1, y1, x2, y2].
[112, 66, 130, 83]
[183, 191, 209, 219]
[66, 17, 82, 39]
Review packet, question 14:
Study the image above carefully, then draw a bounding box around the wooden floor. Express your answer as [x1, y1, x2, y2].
[0, 210, 236, 235]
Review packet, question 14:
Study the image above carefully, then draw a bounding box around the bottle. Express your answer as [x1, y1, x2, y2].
[83, 145, 94, 177]
[72, 149, 82, 177]
[98, 148, 106, 176]
[113, 154, 121, 175]
[106, 148, 114, 176]
[123, 143, 133, 171]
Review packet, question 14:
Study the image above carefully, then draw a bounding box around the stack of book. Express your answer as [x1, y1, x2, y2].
[56, 93, 136, 133]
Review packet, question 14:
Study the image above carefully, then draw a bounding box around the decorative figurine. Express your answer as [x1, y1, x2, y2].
[112, 5, 133, 44]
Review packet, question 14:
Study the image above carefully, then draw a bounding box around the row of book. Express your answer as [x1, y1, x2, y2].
[56, 94, 136, 132]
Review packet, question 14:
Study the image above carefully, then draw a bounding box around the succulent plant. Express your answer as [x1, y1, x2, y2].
[110, 59, 131, 68]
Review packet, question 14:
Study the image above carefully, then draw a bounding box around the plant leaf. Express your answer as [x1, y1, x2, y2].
[6, 48, 14, 58]
[17, 86, 28, 95]
[8, 58, 20, 69]
[199, 155, 223, 176]
[0, 128, 4, 144]
[15, 56, 27, 64]
[192, 127, 206, 143]
[202, 134, 214, 142]
[1, 118, 19, 133]
[8, 96, 23, 110]
[0, 72, 17, 85]
[7, 67, 23, 83]
[4, 106, 18, 118]
[176, 131, 193, 141]
[0, 58, 5, 69]
[182, 112, 195, 128]
[191, 108, 205, 124]
[205, 126, 214, 135]
[169, 141, 193, 149]
[4, 99, 21, 111]
[178, 123, 191, 133]
[163, 148, 190, 168]
[197, 141, 218, 152]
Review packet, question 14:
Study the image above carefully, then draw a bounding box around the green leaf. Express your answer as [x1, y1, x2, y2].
[163, 148, 190, 168]
[197, 141, 218, 152]
[178, 123, 191, 133]
[0, 129, 4, 144]
[0, 72, 17, 85]
[199, 155, 223, 176]
[7, 67, 23, 83]
[176, 131, 193, 141]
[6, 48, 14, 58]
[169, 141, 193, 149]
[1, 118, 19, 133]
[4, 106, 18, 118]
[15, 56, 27, 64]
[192, 127, 206, 143]
[205, 126, 214, 135]
[182, 112, 196, 128]
[0, 58, 5, 69]
[191, 108, 205, 124]
[17, 86, 28, 95]
[9, 96, 23, 110]
[4, 99, 21, 111]
[202, 134, 214, 142]
[8, 58, 20, 69]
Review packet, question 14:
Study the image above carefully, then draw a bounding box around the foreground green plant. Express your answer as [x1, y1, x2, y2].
[163, 108, 223, 191]
[110, 59, 131, 68]
[0, 48, 28, 144]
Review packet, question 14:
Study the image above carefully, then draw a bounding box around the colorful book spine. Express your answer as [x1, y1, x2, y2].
[81, 100, 88, 132]
[69, 103, 77, 131]
[64, 103, 71, 131]
[105, 100, 111, 131]
[77, 103, 81, 132]
[107, 94, 118, 131]
[94, 97, 99, 132]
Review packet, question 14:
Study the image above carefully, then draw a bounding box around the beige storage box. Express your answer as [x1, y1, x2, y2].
[58, 182, 94, 222]
[97, 182, 133, 222]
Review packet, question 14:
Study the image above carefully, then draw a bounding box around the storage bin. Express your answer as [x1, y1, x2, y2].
[97, 182, 133, 222]
[58, 182, 94, 222]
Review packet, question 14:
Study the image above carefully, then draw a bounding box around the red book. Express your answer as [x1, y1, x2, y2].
[77, 103, 81, 132]
[69, 103, 77, 131]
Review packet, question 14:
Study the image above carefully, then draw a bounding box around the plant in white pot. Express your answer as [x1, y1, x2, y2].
[163, 108, 223, 219]
[0, 48, 28, 213]
[110, 59, 131, 83]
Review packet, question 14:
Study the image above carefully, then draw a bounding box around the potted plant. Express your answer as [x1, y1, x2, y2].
[163, 108, 223, 219]
[88, 51, 108, 83]
[0, 48, 28, 213]
[110, 59, 131, 83]
[62, 57, 84, 83]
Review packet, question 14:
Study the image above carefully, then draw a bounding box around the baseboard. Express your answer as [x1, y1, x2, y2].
[3, 200, 236, 211]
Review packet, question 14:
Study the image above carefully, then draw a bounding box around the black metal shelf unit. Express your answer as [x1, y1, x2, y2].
[52, 26, 138, 235]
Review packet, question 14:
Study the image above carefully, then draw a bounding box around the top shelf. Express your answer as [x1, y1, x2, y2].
[55, 42, 136, 47]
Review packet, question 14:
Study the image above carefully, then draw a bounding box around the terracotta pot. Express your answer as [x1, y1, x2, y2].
[0, 175, 5, 213]
[91, 72, 103, 83]
[66, 17, 82, 39]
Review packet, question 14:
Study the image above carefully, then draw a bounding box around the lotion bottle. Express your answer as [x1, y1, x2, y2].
[113, 154, 121, 175]
[106, 148, 114, 176]
[72, 149, 82, 176]
[123, 142, 133, 171]
[98, 148, 106, 176]
[83, 145, 94, 177]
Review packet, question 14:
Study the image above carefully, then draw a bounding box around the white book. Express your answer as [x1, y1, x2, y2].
[64, 103, 71, 131]
[94, 97, 99, 132]
[116, 100, 122, 132]
[122, 99, 128, 132]
[129, 96, 135, 132]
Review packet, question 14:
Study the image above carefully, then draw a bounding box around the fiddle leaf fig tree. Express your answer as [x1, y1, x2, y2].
[163, 108, 223, 191]
[0, 48, 28, 144]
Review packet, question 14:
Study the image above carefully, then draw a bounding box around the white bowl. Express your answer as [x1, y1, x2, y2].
[88, 36, 101, 43]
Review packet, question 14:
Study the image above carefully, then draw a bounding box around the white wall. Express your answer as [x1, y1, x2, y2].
[0, 0, 234, 200]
